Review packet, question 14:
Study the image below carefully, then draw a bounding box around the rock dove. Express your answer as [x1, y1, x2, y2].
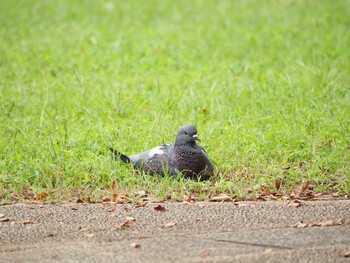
[110, 125, 213, 181]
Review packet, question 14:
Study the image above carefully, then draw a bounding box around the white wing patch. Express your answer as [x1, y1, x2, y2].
[148, 146, 165, 157]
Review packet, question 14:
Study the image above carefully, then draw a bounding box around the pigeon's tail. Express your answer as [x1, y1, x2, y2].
[109, 148, 131, 164]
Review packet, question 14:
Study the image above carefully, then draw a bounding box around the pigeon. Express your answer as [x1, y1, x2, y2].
[110, 125, 213, 181]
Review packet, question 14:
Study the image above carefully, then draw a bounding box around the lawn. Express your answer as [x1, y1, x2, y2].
[0, 0, 349, 204]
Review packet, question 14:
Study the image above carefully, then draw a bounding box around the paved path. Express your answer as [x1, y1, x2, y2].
[1, 200, 350, 262]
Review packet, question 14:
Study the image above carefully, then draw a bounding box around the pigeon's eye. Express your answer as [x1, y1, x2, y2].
[184, 131, 188, 135]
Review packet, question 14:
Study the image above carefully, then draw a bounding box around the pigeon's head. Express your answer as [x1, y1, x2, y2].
[175, 125, 200, 145]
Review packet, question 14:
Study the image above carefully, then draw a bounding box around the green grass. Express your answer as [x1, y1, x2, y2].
[0, 0, 349, 204]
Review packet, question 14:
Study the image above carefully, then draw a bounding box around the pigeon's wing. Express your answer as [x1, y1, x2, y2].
[196, 145, 212, 167]
[129, 144, 178, 176]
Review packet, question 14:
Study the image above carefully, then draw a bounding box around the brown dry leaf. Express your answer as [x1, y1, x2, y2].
[112, 194, 124, 204]
[154, 205, 166, 212]
[136, 203, 147, 208]
[275, 179, 283, 190]
[35, 192, 48, 201]
[289, 191, 300, 199]
[210, 194, 231, 202]
[71, 207, 78, 211]
[301, 180, 311, 192]
[292, 219, 343, 228]
[153, 199, 165, 203]
[131, 242, 141, 248]
[260, 185, 270, 196]
[22, 220, 35, 225]
[344, 251, 350, 258]
[184, 194, 198, 202]
[106, 207, 116, 212]
[292, 222, 308, 228]
[0, 218, 10, 222]
[76, 199, 85, 203]
[102, 197, 111, 202]
[317, 220, 343, 227]
[158, 222, 176, 228]
[288, 200, 302, 208]
[112, 181, 118, 192]
[119, 221, 133, 229]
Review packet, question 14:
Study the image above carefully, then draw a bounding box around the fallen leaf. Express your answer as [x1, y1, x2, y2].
[119, 221, 133, 229]
[269, 194, 278, 200]
[131, 242, 141, 248]
[275, 179, 283, 190]
[112, 194, 124, 204]
[106, 207, 116, 212]
[153, 199, 165, 203]
[154, 205, 166, 212]
[260, 185, 270, 196]
[184, 194, 198, 202]
[76, 199, 85, 203]
[126, 216, 136, 221]
[289, 191, 300, 199]
[136, 203, 147, 208]
[102, 197, 111, 202]
[288, 200, 302, 208]
[71, 207, 78, 210]
[210, 194, 231, 201]
[291, 219, 343, 228]
[35, 192, 48, 200]
[158, 222, 176, 228]
[112, 181, 118, 192]
[293, 222, 308, 228]
[301, 180, 311, 192]
[22, 220, 35, 225]
[0, 218, 10, 222]
[344, 251, 350, 257]
[317, 220, 342, 227]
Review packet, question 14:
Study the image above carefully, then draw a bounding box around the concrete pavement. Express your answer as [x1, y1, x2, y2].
[1, 200, 349, 262]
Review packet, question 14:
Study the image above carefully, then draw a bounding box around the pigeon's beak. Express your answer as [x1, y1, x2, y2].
[192, 134, 200, 141]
